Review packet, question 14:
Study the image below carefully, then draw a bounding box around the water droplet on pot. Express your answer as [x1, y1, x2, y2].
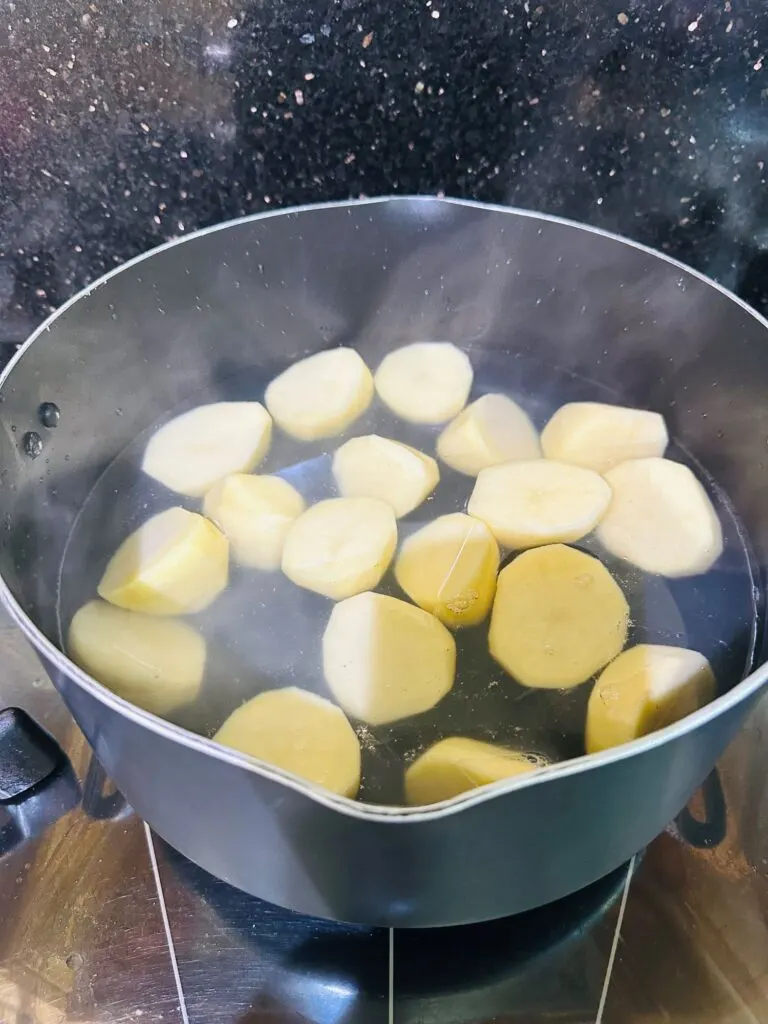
[22, 431, 43, 458]
[38, 401, 60, 428]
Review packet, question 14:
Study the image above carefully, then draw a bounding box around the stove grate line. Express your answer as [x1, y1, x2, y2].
[388, 927, 394, 1024]
[594, 854, 636, 1024]
[144, 823, 191, 1024]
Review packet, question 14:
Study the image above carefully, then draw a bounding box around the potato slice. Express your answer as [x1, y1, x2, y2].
[282, 497, 396, 599]
[323, 592, 456, 725]
[203, 474, 305, 571]
[541, 401, 668, 474]
[374, 341, 473, 424]
[405, 737, 547, 806]
[467, 459, 612, 549]
[98, 507, 229, 615]
[332, 434, 439, 518]
[437, 393, 541, 475]
[265, 347, 373, 441]
[489, 544, 629, 689]
[597, 457, 723, 577]
[214, 687, 361, 798]
[586, 644, 716, 754]
[68, 600, 205, 715]
[394, 513, 499, 628]
[142, 402, 272, 497]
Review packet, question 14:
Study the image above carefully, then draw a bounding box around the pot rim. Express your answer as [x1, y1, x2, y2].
[2, 194, 766, 821]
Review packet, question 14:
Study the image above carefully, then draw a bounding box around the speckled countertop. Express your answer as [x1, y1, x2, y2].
[1, 0, 767, 342]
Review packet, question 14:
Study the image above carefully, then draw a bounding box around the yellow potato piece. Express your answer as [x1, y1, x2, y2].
[214, 687, 361, 798]
[332, 434, 439, 518]
[282, 497, 397, 599]
[142, 402, 272, 497]
[405, 737, 547, 805]
[323, 592, 456, 725]
[467, 459, 612, 549]
[203, 474, 305, 571]
[586, 644, 716, 754]
[265, 347, 373, 441]
[98, 506, 229, 615]
[374, 341, 473, 424]
[68, 600, 205, 716]
[597, 457, 723, 577]
[489, 544, 629, 689]
[541, 401, 668, 474]
[394, 513, 499, 628]
[437, 393, 541, 475]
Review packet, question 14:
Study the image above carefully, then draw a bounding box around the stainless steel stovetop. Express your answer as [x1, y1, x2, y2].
[2, 600, 768, 1024]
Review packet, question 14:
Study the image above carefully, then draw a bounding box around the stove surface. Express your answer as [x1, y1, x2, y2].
[1, 604, 768, 1024]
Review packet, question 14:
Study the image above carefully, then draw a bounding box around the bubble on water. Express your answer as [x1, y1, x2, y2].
[22, 431, 43, 458]
[38, 401, 60, 428]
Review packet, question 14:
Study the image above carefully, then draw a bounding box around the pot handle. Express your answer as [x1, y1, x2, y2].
[674, 768, 727, 849]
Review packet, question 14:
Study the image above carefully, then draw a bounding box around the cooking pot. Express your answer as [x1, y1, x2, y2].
[0, 196, 766, 927]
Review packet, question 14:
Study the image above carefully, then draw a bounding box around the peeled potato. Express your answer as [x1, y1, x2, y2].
[489, 544, 629, 689]
[597, 457, 723, 577]
[214, 687, 361, 798]
[332, 434, 439, 518]
[265, 347, 373, 441]
[282, 497, 396, 599]
[437, 393, 541, 475]
[203, 474, 305, 570]
[68, 600, 205, 715]
[467, 459, 612, 549]
[323, 592, 456, 725]
[374, 341, 473, 424]
[541, 401, 668, 474]
[586, 644, 716, 754]
[98, 507, 229, 615]
[395, 513, 499, 628]
[142, 402, 272, 497]
[405, 737, 547, 806]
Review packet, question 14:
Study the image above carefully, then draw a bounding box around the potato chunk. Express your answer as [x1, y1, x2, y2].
[323, 592, 456, 725]
[597, 457, 722, 577]
[437, 393, 541, 475]
[68, 600, 205, 715]
[203, 474, 305, 571]
[405, 737, 547, 805]
[489, 544, 629, 689]
[98, 507, 229, 615]
[265, 347, 373, 441]
[394, 513, 499, 628]
[541, 401, 668, 474]
[374, 341, 473, 423]
[586, 644, 716, 754]
[142, 402, 272, 497]
[282, 497, 396, 599]
[214, 687, 361, 798]
[468, 459, 612, 549]
[332, 434, 439, 518]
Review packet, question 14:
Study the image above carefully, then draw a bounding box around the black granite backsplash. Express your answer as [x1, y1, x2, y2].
[2, 0, 768, 345]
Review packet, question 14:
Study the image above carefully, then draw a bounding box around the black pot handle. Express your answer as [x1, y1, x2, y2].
[674, 768, 727, 849]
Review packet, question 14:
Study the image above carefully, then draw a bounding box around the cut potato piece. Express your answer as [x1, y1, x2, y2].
[586, 644, 716, 754]
[98, 507, 229, 615]
[489, 544, 629, 689]
[597, 457, 723, 577]
[214, 687, 361, 798]
[323, 592, 456, 725]
[265, 347, 373, 441]
[68, 600, 205, 716]
[541, 401, 668, 474]
[405, 737, 547, 806]
[468, 459, 612, 549]
[203, 474, 305, 571]
[282, 497, 396, 599]
[374, 341, 473, 424]
[332, 434, 439, 518]
[437, 393, 541, 475]
[395, 513, 499, 628]
[142, 402, 272, 497]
